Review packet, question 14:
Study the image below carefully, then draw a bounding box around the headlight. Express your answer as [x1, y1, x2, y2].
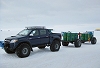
[4, 39, 10, 42]
[10, 39, 18, 43]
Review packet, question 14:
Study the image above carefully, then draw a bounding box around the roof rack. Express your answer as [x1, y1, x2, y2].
[25, 26, 46, 29]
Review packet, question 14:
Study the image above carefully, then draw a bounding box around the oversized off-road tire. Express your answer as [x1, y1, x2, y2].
[50, 40, 61, 52]
[91, 37, 97, 44]
[62, 42, 69, 46]
[16, 43, 31, 58]
[4, 45, 15, 54]
[74, 39, 81, 47]
[38, 46, 46, 49]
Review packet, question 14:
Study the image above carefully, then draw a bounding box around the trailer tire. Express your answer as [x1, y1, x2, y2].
[16, 43, 31, 58]
[50, 40, 60, 52]
[91, 37, 97, 44]
[74, 39, 81, 47]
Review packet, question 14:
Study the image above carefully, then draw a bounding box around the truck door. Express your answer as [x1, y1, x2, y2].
[29, 30, 41, 46]
[39, 29, 49, 44]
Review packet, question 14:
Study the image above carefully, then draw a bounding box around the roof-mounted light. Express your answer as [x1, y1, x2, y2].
[25, 26, 46, 29]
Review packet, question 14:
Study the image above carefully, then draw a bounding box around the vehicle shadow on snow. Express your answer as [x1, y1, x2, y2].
[82, 42, 96, 45]
[30, 47, 51, 56]
[1, 47, 52, 58]
[62, 45, 76, 48]
[1, 53, 18, 58]
[2, 48, 50, 58]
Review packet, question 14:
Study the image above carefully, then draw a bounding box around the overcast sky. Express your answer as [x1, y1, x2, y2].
[0, 0, 100, 31]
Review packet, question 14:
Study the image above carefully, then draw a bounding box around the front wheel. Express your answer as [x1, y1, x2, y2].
[50, 40, 61, 52]
[4, 47, 15, 54]
[16, 43, 31, 58]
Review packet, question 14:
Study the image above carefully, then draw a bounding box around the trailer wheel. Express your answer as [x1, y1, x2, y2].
[38, 46, 46, 49]
[91, 37, 97, 44]
[50, 40, 60, 52]
[74, 39, 81, 47]
[62, 42, 69, 46]
[16, 43, 31, 58]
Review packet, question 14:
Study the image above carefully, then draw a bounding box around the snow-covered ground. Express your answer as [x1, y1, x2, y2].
[0, 31, 100, 68]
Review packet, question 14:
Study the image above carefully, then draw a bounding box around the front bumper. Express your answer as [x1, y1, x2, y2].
[4, 41, 17, 51]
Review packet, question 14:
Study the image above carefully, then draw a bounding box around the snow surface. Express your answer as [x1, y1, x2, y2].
[0, 31, 100, 68]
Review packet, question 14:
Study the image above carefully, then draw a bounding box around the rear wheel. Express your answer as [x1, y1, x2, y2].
[50, 40, 61, 52]
[74, 39, 81, 47]
[16, 43, 31, 58]
[91, 37, 97, 44]
[62, 42, 69, 46]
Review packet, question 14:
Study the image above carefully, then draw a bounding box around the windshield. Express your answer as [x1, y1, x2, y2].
[17, 29, 32, 36]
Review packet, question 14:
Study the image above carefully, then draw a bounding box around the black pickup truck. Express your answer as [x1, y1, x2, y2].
[4, 26, 61, 58]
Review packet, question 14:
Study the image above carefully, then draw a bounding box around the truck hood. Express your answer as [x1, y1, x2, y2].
[5, 35, 26, 40]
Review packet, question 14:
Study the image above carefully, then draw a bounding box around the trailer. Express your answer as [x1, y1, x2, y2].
[80, 31, 97, 44]
[62, 31, 81, 47]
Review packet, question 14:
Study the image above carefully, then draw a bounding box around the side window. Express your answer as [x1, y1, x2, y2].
[30, 30, 39, 36]
[40, 30, 47, 35]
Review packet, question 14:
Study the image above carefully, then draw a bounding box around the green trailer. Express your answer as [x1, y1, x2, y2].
[62, 32, 81, 47]
[80, 31, 97, 44]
